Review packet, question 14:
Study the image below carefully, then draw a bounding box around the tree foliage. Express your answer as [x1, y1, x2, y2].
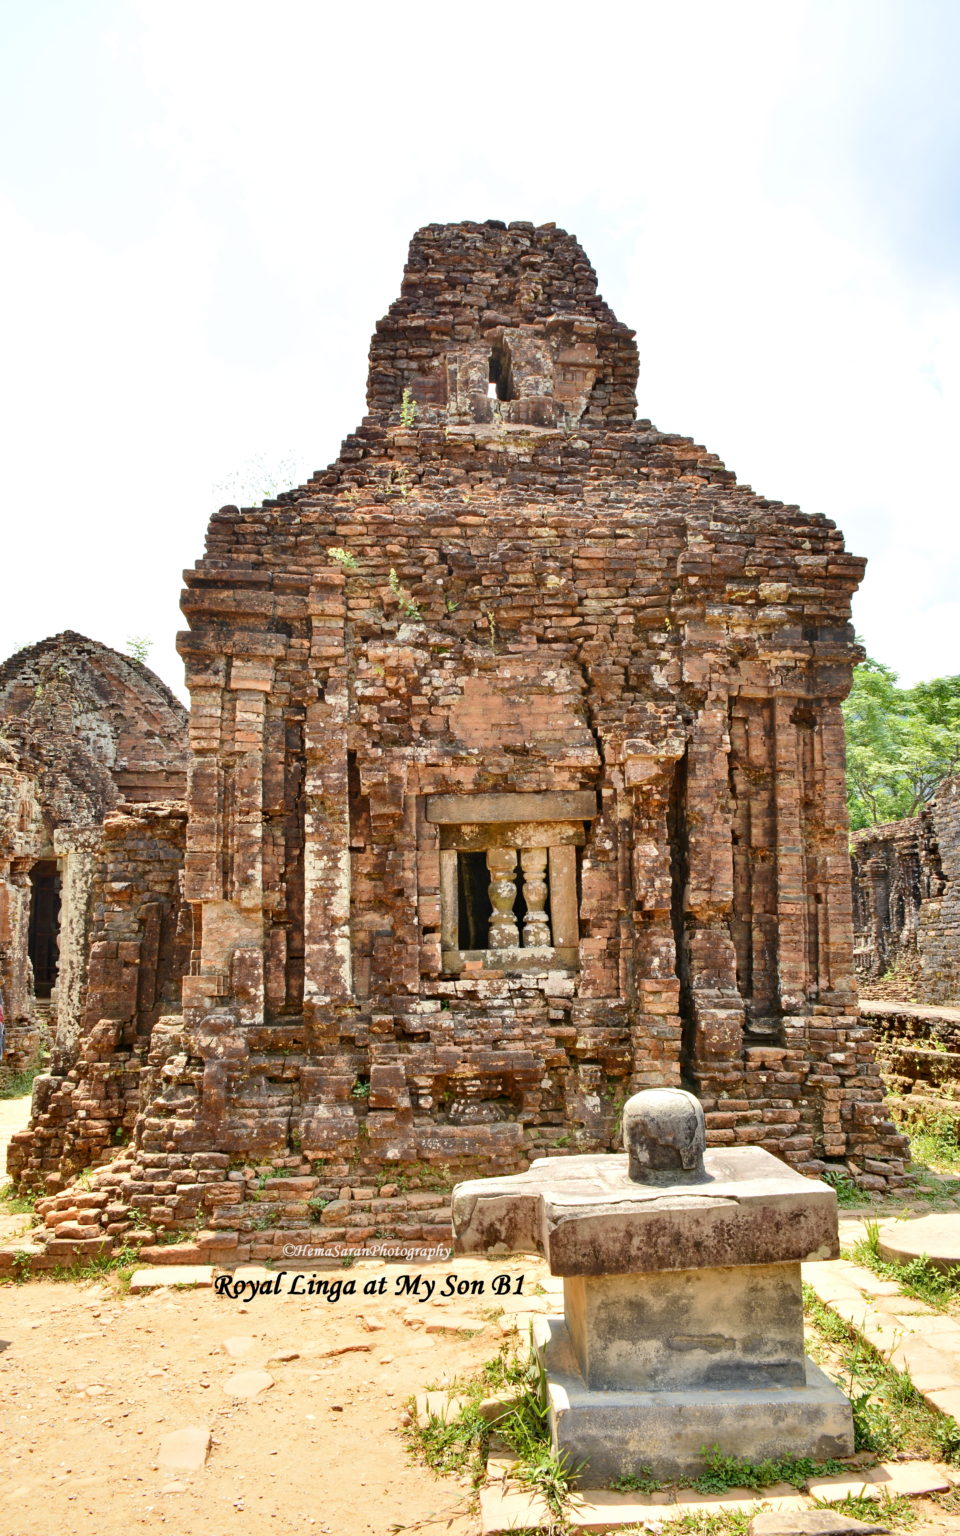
[843, 656, 960, 829]
[125, 635, 152, 664]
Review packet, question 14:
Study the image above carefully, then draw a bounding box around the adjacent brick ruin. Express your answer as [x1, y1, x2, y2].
[852, 775, 960, 1004]
[0, 633, 188, 1182]
[6, 221, 908, 1272]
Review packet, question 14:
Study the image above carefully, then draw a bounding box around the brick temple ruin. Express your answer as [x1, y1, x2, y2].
[852, 776, 960, 1003]
[0, 634, 188, 1158]
[4, 220, 909, 1271]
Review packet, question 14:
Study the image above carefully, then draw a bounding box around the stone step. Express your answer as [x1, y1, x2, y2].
[480, 1460, 953, 1534]
[804, 1254, 960, 1434]
[128, 1265, 215, 1290]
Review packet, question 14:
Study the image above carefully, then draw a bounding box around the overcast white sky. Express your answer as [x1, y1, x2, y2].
[2, 0, 958, 699]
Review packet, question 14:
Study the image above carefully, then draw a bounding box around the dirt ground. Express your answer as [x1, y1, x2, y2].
[6, 1083, 960, 1536]
[6, 1257, 960, 1536]
[0, 1249, 548, 1536]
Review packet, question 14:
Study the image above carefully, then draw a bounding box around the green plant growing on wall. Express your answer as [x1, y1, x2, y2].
[820, 1167, 863, 1207]
[384, 465, 411, 499]
[399, 387, 419, 428]
[327, 546, 358, 571]
[389, 569, 422, 620]
[251, 1210, 281, 1231]
[11, 1248, 35, 1283]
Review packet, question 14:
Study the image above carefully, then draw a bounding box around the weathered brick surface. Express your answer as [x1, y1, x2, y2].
[9, 221, 907, 1267]
[7, 803, 189, 1189]
[853, 775, 960, 1004]
[0, 634, 188, 1166]
[0, 736, 45, 1073]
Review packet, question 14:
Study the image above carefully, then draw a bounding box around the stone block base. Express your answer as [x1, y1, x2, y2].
[534, 1315, 854, 1483]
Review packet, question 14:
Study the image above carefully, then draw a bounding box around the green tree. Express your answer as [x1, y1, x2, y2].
[843, 656, 960, 829]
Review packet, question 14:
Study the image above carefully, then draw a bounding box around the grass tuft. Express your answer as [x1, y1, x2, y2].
[820, 1167, 866, 1207]
[610, 1468, 662, 1493]
[811, 1491, 916, 1528]
[0, 1063, 44, 1100]
[804, 1280, 960, 1462]
[692, 1446, 846, 1493]
[405, 1338, 557, 1493]
[853, 1217, 960, 1311]
[895, 1104, 960, 1175]
[655, 1514, 752, 1536]
[0, 1182, 38, 1217]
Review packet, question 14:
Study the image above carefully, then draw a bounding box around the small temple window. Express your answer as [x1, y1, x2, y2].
[456, 846, 554, 950]
[28, 858, 61, 999]
[488, 338, 515, 402]
[425, 791, 596, 974]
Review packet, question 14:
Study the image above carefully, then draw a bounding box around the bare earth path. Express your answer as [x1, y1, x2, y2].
[0, 1256, 538, 1536]
[0, 1095, 32, 1247]
[0, 1094, 30, 1178]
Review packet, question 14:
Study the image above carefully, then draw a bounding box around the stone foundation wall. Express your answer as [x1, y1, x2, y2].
[863, 1000, 960, 1099]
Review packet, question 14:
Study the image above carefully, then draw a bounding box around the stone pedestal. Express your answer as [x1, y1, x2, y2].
[452, 1088, 854, 1481]
[536, 1315, 851, 1483]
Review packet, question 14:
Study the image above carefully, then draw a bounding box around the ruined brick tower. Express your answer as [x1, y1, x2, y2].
[13, 221, 906, 1267]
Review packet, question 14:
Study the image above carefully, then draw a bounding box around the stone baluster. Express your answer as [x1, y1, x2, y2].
[521, 847, 551, 946]
[486, 847, 519, 948]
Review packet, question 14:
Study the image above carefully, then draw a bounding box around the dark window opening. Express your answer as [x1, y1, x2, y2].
[347, 749, 371, 850]
[28, 859, 61, 998]
[488, 339, 515, 402]
[458, 852, 493, 949]
[457, 850, 545, 949]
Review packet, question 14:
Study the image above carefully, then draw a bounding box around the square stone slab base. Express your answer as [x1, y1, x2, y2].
[534, 1315, 854, 1483]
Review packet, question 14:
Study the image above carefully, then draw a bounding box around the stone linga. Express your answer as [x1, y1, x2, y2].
[453, 1088, 854, 1482]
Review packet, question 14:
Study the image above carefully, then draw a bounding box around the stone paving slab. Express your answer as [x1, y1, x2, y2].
[565, 1488, 684, 1531]
[860, 1000, 960, 1027]
[879, 1214, 960, 1273]
[128, 1265, 215, 1291]
[804, 1255, 960, 1425]
[871, 1461, 954, 1495]
[927, 1388, 960, 1421]
[809, 1461, 952, 1499]
[479, 1462, 951, 1533]
[157, 1425, 211, 1474]
[480, 1484, 552, 1534]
